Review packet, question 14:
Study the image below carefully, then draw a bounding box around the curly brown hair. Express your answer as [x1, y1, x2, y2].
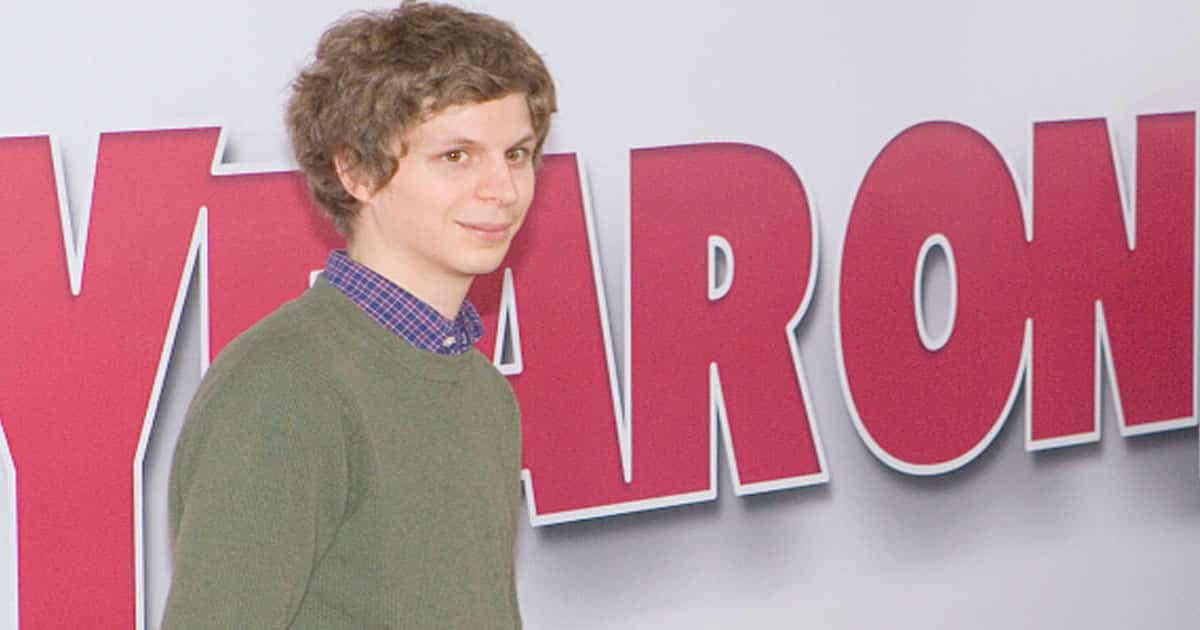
[286, 1, 557, 234]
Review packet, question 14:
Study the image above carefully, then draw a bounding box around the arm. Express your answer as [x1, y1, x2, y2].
[161, 361, 349, 629]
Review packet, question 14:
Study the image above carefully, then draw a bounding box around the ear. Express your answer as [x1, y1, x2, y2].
[334, 150, 375, 203]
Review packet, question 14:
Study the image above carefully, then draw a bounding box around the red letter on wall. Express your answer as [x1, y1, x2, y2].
[627, 144, 827, 498]
[0, 128, 339, 630]
[839, 113, 1196, 473]
[1027, 114, 1196, 447]
[473, 145, 826, 523]
[0, 131, 213, 629]
[838, 122, 1029, 473]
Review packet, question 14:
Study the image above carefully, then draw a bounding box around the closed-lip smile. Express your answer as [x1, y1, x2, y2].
[456, 220, 512, 242]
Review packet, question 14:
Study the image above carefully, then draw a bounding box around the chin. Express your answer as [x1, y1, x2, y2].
[459, 257, 508, 277]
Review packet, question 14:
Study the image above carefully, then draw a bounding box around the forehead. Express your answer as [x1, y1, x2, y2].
[405, 93, 534, 146]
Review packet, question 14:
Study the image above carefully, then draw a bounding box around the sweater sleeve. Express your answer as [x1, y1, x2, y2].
[161, 356, 350, 629]
[509, 400, 524, 630]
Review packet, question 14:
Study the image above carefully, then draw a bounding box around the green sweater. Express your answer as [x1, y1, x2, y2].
[162, 279, 522, 629]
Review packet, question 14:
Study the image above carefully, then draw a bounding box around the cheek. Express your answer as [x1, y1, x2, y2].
[517, 170, 536, 203]
[434, 174, 476, 209]
[394, 174, 460, 227]
[515, 176, 536, 222]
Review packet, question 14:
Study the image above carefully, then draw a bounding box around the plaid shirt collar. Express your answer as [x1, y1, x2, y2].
[322, 250, 483, 355]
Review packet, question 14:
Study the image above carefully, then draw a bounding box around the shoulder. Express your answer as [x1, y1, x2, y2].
[178, 289, 354, 464]
[464, 350, 516, 396]
[213, 287, 338, 373]
[462, 350, 520, 428]
[200, 282, 360, 400]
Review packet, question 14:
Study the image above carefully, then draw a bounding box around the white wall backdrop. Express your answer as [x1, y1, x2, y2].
[3, 1, 1199, 628]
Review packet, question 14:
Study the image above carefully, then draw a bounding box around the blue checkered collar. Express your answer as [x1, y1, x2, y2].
[321, 250, 483, 355]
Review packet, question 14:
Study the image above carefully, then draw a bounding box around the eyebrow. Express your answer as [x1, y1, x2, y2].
[508, 133, 537, 148]
[433, 133, 537, 150]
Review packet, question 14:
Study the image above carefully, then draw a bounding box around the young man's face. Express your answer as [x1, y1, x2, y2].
[348, 92, 537, 303]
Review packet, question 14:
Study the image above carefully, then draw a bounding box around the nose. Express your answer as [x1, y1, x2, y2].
[477, 157, 519, 206]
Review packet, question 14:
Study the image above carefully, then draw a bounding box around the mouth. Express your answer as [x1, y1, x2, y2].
[456, 220, 513, 243]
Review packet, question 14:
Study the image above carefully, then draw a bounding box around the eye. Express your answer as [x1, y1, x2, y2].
[506, 147, 531, 164]
[443, 149, 469, 163]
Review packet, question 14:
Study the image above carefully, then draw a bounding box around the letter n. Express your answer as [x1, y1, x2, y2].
[1027, 113, 1196, 448]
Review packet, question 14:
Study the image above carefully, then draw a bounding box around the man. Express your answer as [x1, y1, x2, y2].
[162, 2, 555, 627]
